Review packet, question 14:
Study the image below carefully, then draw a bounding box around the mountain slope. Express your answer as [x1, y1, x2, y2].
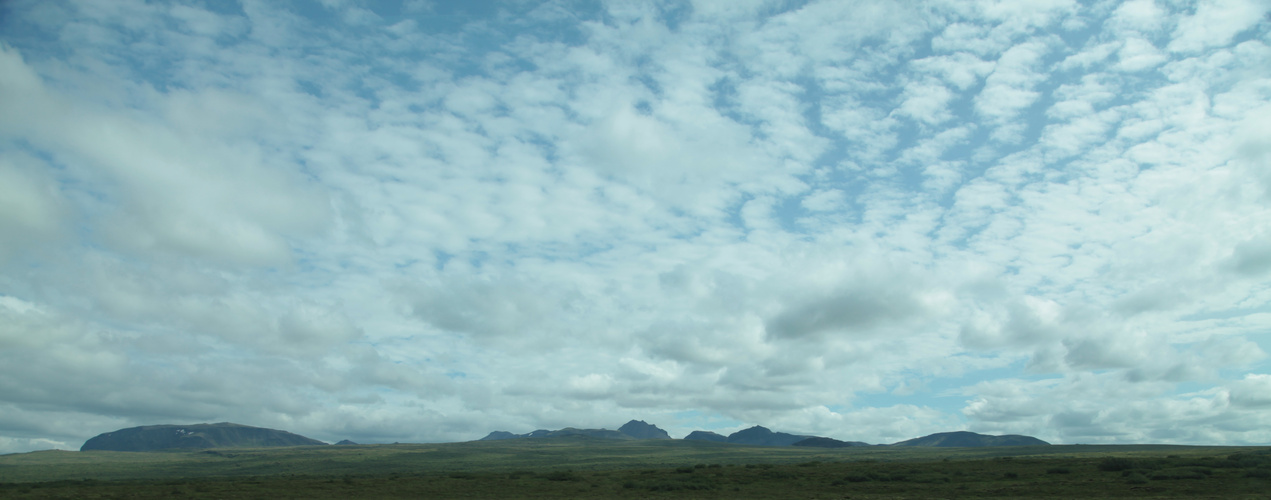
[80, 423, 326, 452]
[891, 431, 1049, 447]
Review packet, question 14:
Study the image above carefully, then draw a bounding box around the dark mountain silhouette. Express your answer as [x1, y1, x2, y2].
[891, 431, 1049, 447]
[727, 426, 811, 446]
[479, 420, 670, 441]
[618, 420, 671, 439]
[335, 440, 358, 445]
[683, 430, 728, 442]
[480, 431, 524, 441]
[792, 436, 870, 448]
[80, 423, 326, 452]
[477, 422, 1048, 448]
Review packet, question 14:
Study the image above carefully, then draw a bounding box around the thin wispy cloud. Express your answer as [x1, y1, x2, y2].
[0, 0, 1268, 453]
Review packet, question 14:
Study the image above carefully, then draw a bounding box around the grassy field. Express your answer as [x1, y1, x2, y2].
[2, 438, 1269, 498]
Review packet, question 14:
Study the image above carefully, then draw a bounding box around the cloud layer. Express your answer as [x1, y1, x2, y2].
[1, 0, 1269, 453]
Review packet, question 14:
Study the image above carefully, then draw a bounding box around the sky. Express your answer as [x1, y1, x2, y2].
[0, 0, 1269, 454]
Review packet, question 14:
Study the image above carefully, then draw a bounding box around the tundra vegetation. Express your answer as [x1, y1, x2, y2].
[1, 438, 1268, 498]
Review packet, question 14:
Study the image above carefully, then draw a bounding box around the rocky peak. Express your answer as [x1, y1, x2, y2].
[618, 420, 671, 439]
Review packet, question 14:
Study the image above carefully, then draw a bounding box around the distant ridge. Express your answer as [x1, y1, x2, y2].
[479, 420, 670, 441]
[477, 422, 1049, 448]
[81, 423, 326, 452]
[792, 436, 871, 448]
[892, 431, 1049, 447]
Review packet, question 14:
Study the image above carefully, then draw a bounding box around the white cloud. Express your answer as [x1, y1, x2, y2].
[1057, 40, 1119, 71]
[895, 78, 955, 125]
[932, 22, 1009, 56]
[1107, 0, 1169, 34]
[910, 52, 996, 90]
[0, 152, 68, 262]
[0, 46, 331, 267]
[1168, 0, 1271, 53]
[974, 40, 1052, 142]
[800, 189, 845, 212]
[1117, 37, 1168, 71]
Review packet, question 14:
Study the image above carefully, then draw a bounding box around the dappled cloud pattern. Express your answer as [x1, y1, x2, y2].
[0, 0, 1269, 453]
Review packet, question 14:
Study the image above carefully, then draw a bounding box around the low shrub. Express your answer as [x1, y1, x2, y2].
[641, 477, 718, 492]
[542, 470, 579, 481]
[1098, 457, 1136, 472]
[1124, 472, 1149, 484]
[1148, 467, 1210, 480]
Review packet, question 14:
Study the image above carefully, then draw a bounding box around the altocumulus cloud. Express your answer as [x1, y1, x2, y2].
[0, 0, 1269, 453]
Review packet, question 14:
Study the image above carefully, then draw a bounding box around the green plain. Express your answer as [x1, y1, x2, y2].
[2, 437, 1269, 498]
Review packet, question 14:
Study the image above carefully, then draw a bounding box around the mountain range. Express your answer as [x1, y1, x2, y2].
[479, 420, 670, 441]
[80, 420, 1051, 452]
[482, 421, 1050, 447]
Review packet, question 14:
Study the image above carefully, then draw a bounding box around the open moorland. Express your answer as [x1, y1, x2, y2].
[2, 438, 1269, 499]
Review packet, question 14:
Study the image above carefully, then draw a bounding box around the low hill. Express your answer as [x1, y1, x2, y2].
[80, 423, 326, 452]
[545, 428, 635, 440]
[727, 426, 811, 447]
[891, 431, 1049, 447]
[480, 431, 523, 441]
[792, 437, 871, 448]
[683, 430, 728, 442]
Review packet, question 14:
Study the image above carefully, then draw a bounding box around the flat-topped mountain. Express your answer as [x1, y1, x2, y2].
[891, 431, 1050, 447]
[81, 423, 326, 452]
[479, 420, 669, 441]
